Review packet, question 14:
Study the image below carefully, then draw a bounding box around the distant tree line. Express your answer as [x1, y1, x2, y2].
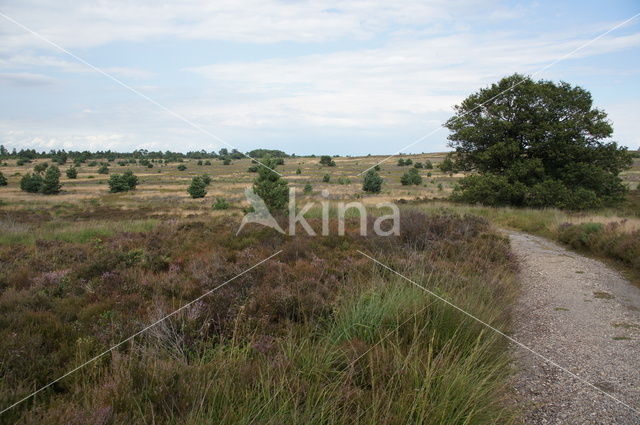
[0, 146, 295, 163]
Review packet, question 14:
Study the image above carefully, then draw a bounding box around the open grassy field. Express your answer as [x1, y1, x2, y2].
[0, 153, 638, 424]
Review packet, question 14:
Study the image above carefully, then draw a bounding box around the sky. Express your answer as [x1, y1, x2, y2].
[0, 0, 639, 156]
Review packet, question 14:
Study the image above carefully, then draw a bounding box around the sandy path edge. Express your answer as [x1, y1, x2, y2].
[506, 230, 640, 425]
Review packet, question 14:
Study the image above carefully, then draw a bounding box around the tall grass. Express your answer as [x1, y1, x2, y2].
[0, 211, 518, 424]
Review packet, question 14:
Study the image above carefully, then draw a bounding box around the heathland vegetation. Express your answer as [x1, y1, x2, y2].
[0, 75, 639, 424]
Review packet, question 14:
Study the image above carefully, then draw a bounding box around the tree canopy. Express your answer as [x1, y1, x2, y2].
[446, 74, 632, 209]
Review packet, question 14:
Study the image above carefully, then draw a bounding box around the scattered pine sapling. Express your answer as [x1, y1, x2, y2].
[98, 164, 109, 174]
[362, 169, 383, 193]
[41, 165, 62, 194]
[187, 176, 207, 198]
[66, 167, 78, 179]
[253, 158, 288, 213]
[303, 183, 313, 194]
[0, 171, 7, 186]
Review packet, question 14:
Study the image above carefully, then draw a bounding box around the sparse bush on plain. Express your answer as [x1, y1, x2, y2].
[177, 164, 187, 171]
[212, 197, 230, 210]
[97, 164, 109, 174]
[66, 167, 78, 179]
[322, 174, 331, 182]
[362, 169, 383, 193]
[319, 155, 336, 166]
[400, 168, 422, 186]
[303, 183, 313, 194]
[253, 158, 288, 213]
[20, 173, 43, 193]
[108, 170, 138, 193]
[187, 176, 207, 198]
[201, 174, 212, 185]
[0, 171, 7, 186]
[40, 165, 62, 194]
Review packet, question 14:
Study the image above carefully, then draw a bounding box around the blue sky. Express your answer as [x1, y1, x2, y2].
[0, 0, 638, 155]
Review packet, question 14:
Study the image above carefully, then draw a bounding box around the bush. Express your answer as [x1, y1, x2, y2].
[97, 164, 109, 174]
[212, 198, 230, 210]
[41, 165, 62, 194]
[319, 155, 336, 166]
[248, 165, 258, 173]
[177, 164, 187, 171]
[362, 169, 383, 193]
[253, 158, 289, 213]
[400, 168, 422, 186]
[201, 174, 212, 185]
[108, 171, 138, 193]
[373, 164, 381, 171]
[414, 162, 423, 169]
[322, 174, 331, 183]
[65, 167, 78, 179]
[33, 162, 48, 174]
[19, 173, 42, 193]
[303, 183, 313, 194]
[197, 160, 203, 166]
[296, 168, 302, 175]
[187, 176, 207, 198]
[424, 160, 433, 169]
[88, 161, 98, 167]
[0, 171, 7, 186]
[204, 160, 211, 165]
[439, 156, 455, 172]
[397, 159, 405, 166]
[451, 174, 525, 206]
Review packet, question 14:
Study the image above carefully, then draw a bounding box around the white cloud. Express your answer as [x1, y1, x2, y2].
[182, 30, 640, 130]
[0, 0, 517, 49]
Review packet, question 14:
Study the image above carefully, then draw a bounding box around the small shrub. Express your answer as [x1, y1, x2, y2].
[374, 165, 381, 171]
[223, 159, 231, 165]
[400, 168, 422, 186]
[414, 162, 423, 169]
[108, 171, 138, 193]
[204, 160, 211, 165]
[97, 164, 109, 174]
[319, 155, 336, 166]
[424, 160, 433, 169]
[41, 165, 62, 194]
[362, 169, 383, 193]
[177, 164, 187, 171]
[19, 172, 42, 192]
[322, 174, 331, 183]
[88, 161, 98, 167]
[0, 171, 7, 186]
[248, 165, 258, 173]
[296, 168, 302, 174]
[201, 174, 212, 185]
[197, 160, 203, 166]
[212, 198, 230, 210]
[303, 183, 313, 194]
[253, 158, 288, 213]
[34, 162, 49, 174]
[65, 167, 78, 179]
[187, 176, 207, 198]
[397, 159, 406, 166]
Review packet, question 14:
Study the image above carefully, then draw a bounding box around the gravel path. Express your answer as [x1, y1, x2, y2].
[507, 230, 640, 425]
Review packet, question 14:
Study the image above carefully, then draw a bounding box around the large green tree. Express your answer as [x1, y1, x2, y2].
[445, 74, 632, 209]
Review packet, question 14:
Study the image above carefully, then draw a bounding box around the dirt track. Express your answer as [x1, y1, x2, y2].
[507, 230, 640, 425]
